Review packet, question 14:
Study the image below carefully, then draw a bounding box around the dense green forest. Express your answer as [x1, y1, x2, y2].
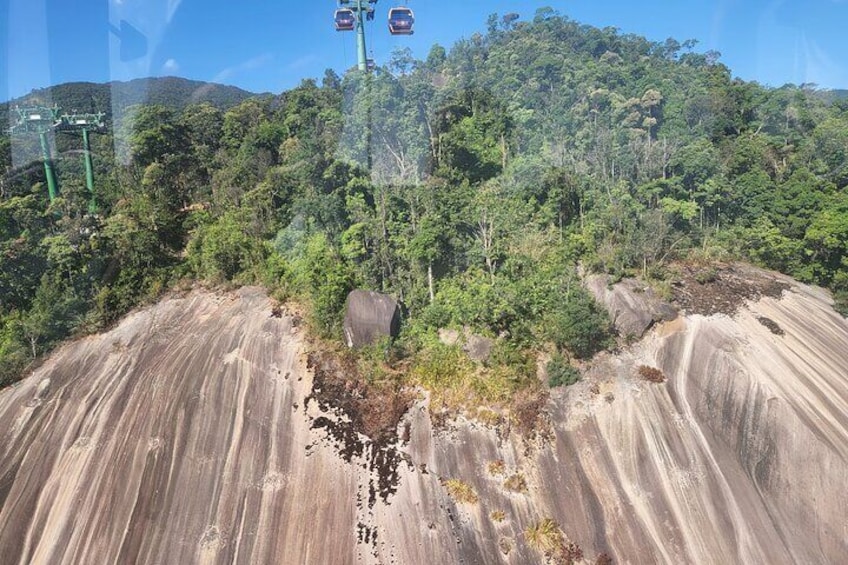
[2, 10, 847, 400]
[0, 76, 258, 126]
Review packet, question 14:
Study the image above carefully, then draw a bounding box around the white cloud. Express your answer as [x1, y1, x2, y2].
[162, 58, 180, 73]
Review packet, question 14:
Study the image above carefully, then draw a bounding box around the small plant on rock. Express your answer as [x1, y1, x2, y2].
[525, 518, 564, 556]
[503, 473, 527, 493]
[487, 459, 506, 476]
[547, 353, 581, 388]
[638, 365, 666, 383]
[442, 479, 479, 504]
[595, 551, 614, 565]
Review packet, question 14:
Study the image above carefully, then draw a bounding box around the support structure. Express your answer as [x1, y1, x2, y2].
[39, 131, 58, 201]
[8, 106, 106, 212]
[82, 129, 97, 207]
[337, 0, 377, 71]
[9, 105, 61, 202]
[56, 112, 106, 213]
[356, 3, 369, 72]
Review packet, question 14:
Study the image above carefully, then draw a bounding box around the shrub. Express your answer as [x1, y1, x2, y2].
[511, 388, 549, 437]
[503, 473, 527, 493]
[834, 289, 848, 318]
[596, 551, 614, 565]
[477, 408, 503, 427]
[490, 510, 506, 522]
[442, 479, 478, 504]
[544, 290, 612, 359]
[284, 232, 355, 338]
[547, 354, 581, 388]
[488, 340, 536, 384]
[410, 343, 472, 392]
[186, 212, 265, 282]
[637, 365, 666, 383]
[410, 342, 519, 408]
[563, 541, 584, 562]
[694, 267, 718, 284]
[487, 460, 506, 476]
[524, 518, 564, 555]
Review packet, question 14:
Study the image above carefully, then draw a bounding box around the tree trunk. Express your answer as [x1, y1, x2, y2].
[428, 261, 434, 304]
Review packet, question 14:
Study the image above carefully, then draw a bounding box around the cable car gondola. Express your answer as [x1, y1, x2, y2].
[334, 8, 355, 32]
[388, 7, 414, 35]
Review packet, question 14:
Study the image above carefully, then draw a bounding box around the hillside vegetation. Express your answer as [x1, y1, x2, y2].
[0, 76, 258, 123]
[1, 9, 846, 392]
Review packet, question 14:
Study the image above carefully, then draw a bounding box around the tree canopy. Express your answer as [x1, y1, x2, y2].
[2, 11, 847, 387]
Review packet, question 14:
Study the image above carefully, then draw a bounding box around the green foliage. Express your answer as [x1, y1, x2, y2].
[0, 313, 29, 387]
[3, 77, 254, 122]
[187, 212, 266, 282]
[4, 11, 848, 387]
[282, 232, 355, 338]
[543, 290, 613, 359]
[410, 342, 474, 392]
[547, 354, 581, 388]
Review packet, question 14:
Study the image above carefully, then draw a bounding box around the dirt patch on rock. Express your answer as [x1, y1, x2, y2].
[670, 263, 789, 316]
[306, 351, 414, 505]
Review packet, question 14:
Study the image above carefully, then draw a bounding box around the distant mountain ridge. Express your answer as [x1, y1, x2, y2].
[3, 76, 263, 124]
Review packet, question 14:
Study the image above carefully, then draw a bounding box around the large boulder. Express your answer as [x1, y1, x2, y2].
[342, 290, 401, 348]
[585, 274, 677, 338]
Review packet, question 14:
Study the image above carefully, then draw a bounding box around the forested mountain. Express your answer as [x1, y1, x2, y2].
[1, 77, 260, 125]
[1, 9, 846, 392]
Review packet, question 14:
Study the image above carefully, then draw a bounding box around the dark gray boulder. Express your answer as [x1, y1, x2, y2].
[342, 290, 401, 348]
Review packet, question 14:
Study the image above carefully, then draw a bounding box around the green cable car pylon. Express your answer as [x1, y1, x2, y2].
[8, 105, 107, 213]
[56, 111, 107, 214]
[335, 1, 415, 71]
[9, 105, 61, 202]
[335, 0, 375, 71]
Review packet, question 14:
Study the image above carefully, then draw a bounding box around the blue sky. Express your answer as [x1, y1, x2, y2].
[2, 0, 848, 102]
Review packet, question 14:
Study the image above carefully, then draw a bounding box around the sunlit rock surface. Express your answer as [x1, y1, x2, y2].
[1, 278, 846, 564]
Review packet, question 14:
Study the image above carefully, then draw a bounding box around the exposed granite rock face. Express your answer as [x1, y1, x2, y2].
[342, 290, 401, 348]
[0, 275, 846, 564]
[585, 275, 677, 338]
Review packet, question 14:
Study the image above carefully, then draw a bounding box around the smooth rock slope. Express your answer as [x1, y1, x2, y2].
[0, 277, 846, 564]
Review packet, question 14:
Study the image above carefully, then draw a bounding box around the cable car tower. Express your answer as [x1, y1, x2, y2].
[55, 111, 107, 213]
[8, 105, 106, 212]
[334, 1, 415, 72]
[8, 105, 61, 202]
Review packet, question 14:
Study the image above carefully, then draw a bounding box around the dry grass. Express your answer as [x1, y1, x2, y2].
[410, 344, 542, 429]
[442, 479, 479, 504]
[503, 473, 527, 493]
[510, 388, 550, 438]
[595, 551, 614, 565]
[524, 518, 564, 555]
[490, 509, 506, 523]
[638, 365, 666, 383]
[563, 541, 584, 562]
[487, 460, 506, 476]
[477, 407, 503, 427]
